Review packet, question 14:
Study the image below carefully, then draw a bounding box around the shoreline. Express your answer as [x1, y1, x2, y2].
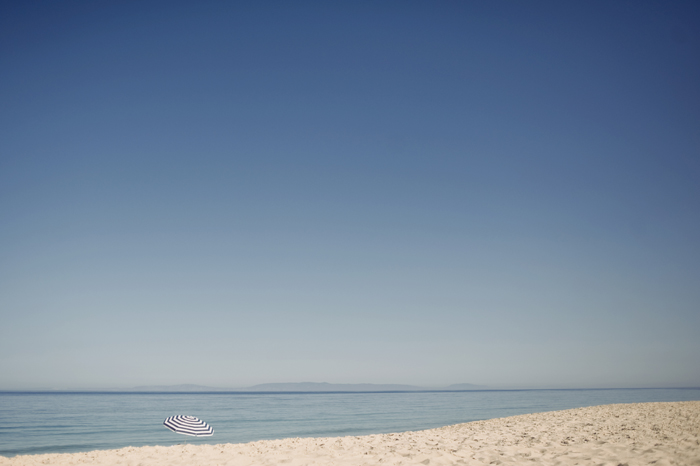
[2, 401, 699, 465]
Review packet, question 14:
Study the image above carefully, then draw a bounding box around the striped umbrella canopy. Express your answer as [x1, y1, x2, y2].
[163, 415, 214, 437]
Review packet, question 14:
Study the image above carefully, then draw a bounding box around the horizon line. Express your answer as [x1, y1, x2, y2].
[2, 387, 698, 394]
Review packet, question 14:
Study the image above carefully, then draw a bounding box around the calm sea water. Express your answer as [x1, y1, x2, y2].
[1, 388, 699, 457]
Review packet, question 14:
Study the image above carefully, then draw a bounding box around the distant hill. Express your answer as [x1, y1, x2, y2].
[241, 382, 489, 392]
[124, 382, 489, 392]
[242, 382, 426, 392]
[128, 384, 229, 392]
[444, 383, 489, 391]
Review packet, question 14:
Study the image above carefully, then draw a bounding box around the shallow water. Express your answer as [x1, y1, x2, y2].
[1, 388, 699, 457]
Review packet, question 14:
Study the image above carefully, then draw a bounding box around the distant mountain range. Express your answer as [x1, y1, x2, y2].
[129, 384, 229, 392]
[126, 382, 488, 392]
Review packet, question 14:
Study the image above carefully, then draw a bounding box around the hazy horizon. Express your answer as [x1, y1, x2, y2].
[1, 1, 699, 391]
[4, 381, 699, 393]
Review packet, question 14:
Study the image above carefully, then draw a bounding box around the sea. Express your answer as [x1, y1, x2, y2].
[1, 388, 699, 458]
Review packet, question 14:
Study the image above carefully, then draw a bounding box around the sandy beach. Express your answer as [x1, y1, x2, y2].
[2, 401, 698, 466]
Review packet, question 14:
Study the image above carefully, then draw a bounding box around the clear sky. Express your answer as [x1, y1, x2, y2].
[1, 1, 699, 390]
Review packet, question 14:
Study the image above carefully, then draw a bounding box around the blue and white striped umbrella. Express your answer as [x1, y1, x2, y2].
[163, 415, 214, 437]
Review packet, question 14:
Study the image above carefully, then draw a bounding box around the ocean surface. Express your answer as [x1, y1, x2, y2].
[1, 388, 699, 457]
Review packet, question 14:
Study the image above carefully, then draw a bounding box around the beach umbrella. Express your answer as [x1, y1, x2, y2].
[163, 415, 214, 437]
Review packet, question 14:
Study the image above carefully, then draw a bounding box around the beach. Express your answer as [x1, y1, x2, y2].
[2, 401, 698, 465]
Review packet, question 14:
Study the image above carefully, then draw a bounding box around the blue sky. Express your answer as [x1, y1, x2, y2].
[1, 1, 699, 390]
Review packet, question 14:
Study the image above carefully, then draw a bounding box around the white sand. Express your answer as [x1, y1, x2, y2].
[2, 401, 699, 465]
